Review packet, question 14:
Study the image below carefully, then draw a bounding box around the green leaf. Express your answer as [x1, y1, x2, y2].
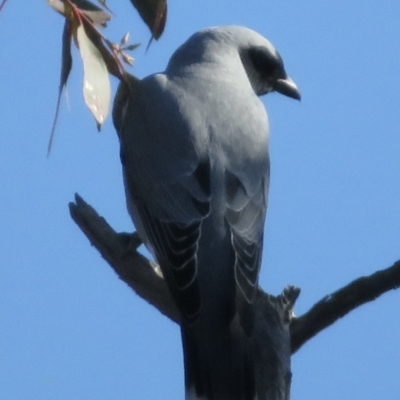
[76, 24, 111, 128]
[48, 19, 73, 156]
[129, 0, 167, 39]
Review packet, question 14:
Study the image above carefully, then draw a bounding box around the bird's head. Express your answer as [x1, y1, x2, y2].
[225, 26, 301, 100]
[242, 44, 301, 100]
[169, 26, 300, 101]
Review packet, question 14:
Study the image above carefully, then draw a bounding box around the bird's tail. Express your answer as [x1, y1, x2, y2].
[181, 315, 256, 400]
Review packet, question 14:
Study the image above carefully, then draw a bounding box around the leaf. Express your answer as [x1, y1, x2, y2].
[124, 43, 140, 51]
[122, 52, 134, 66]
[71, 0, 105, 11]
[75, 0, 111, 27]
[48, 19, 73, 156]
[82, 18, 125, 80]
[96, 0, 112, 14]
[0, 0, 9, 13]
[120, 32, 130, 46]
[129, 0, 167, 39]
[46, 0, 111, 26]
[76, 24, 111, 128]
[46, 0, 65, 15]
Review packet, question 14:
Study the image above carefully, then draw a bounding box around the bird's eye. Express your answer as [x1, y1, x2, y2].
[247, 47, 284, 79]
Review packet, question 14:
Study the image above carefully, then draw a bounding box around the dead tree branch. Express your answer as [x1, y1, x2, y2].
[69, 193, 400, 363]
[290, 260, 400, 353]
[69, 193, 179, 322]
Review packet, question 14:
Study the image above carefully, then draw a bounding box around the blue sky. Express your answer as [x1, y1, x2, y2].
[1, 1, 400, 399]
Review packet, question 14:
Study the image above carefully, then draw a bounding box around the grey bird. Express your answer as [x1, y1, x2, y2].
[113, 26, 300, 400]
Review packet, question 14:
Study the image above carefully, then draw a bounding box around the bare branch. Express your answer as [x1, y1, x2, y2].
[290, 260, 400, 353]
[69, 193, 179, 322]
[68, 194, 400, 362]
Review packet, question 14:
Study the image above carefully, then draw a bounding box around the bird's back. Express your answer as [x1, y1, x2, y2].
[113, 25, 295, 400]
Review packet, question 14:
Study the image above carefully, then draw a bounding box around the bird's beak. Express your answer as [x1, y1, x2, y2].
[274, 76, 301, 101]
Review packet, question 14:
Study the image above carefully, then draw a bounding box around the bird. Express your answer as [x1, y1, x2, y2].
[113, 25, 300, 400]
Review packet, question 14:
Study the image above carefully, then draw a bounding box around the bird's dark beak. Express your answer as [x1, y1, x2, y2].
[274, 76, 301, 101]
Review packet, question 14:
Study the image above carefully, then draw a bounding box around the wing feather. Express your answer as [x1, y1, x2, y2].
[115, 77, 213, 323]
[225, 169, 268, 303]
[135, 196, 205, 322]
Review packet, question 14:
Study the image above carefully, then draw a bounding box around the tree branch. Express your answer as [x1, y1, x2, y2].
[290, 260, 400, 353]
[69, 193, 179, 322]
[69, 193, 400, 362]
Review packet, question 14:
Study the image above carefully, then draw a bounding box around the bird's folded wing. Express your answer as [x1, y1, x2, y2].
[127, 160, 212, 323]
[225, 169, 267, 303]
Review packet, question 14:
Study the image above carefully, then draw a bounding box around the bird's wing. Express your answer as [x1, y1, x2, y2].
[127, 161, 212, 323]
[225, 166, 269, 305]
[113, 76, 211, 323]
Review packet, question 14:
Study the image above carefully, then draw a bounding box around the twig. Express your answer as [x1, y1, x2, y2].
[290, 260, 400, 353]
[69, 193, 179, 322]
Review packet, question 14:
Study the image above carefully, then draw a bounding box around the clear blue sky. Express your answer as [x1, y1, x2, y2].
[1, 1, 400, 399]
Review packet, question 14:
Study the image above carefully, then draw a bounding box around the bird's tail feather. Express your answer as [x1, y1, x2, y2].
[182, 316, 256, 400]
